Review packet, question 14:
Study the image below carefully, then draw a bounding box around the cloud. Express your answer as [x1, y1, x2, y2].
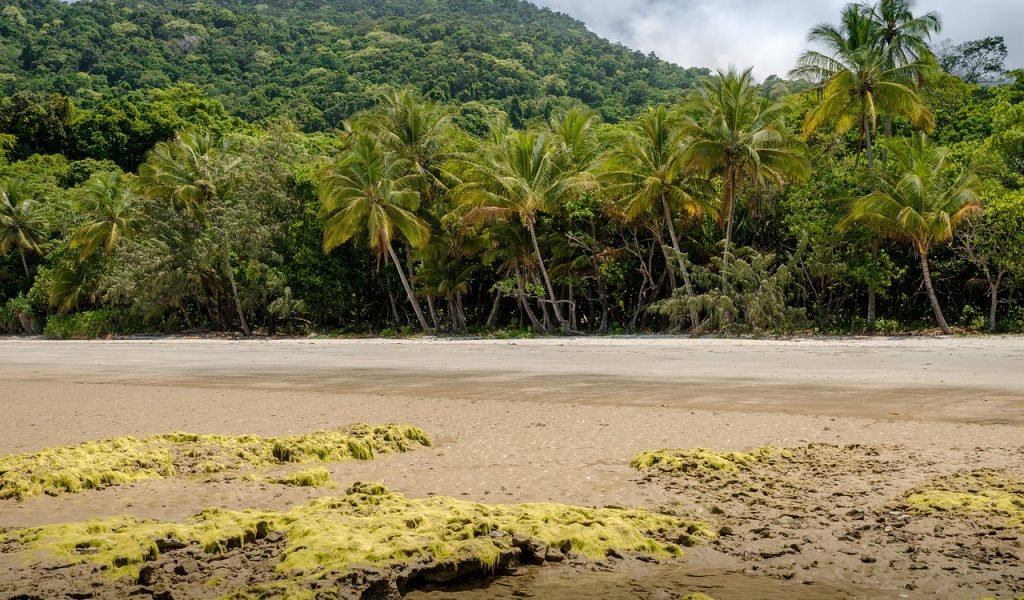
[532, 0, 1023, 79]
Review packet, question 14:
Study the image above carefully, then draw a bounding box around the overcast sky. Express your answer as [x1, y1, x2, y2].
[531, 0, 1022, 79]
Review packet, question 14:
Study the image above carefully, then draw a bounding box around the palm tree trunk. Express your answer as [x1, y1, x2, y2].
[222, 246, 252, 336]
[918, 246, 952, 335]
[455, 292, 468, 332]
[867, 241, 878, 325]
[386, 244, 431, 333]
[515, 268, 544, 332]
[18, 246, 29, 277]
[721, 165, 739, 294]
[526, 218, 568, 333]
[426, 295, 440, 331]
[486, 289, 501, 328]
[660, 192, 699, 328]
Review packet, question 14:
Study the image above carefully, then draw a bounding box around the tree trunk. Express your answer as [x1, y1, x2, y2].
[660, 192, 699, 328]
[455, 292, 468, 332]
[864, 112, 875, 171]
[515, 269, 544, 332]
[721, 165, 740, 293]
[426, 295, 440, 331]
[918, 247, 952, 335]
[222, 246, 252, 336]
[867, 241, 878, 325]
[989, 274, 1002, 332]
[18, 246, 29, 277]
[386, 244, 431, 333]
[486, 289, 501, 328]
[526, 218, 568, 333]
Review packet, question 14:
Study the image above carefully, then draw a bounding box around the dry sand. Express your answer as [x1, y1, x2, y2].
[0, 336, 1022, 599]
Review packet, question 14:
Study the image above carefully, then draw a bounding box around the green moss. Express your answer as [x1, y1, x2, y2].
[679, 595, 717, 600]
[630, 447, 786, 478]
[6, 484, 711, 587]
[272, 467, 331, 488]
[0, 424, 431, 500]
[905, 469, 1024, 529]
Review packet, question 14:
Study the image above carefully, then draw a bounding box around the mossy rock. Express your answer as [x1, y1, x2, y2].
[271, 467, 331, 488]
[4, 484, 714, 593]
[630, 447, 787, 479]
[0, 424, 431, 500]
[905, 469, 1024, 529]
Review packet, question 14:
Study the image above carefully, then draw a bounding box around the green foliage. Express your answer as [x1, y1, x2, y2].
[42, 308, 117, 339]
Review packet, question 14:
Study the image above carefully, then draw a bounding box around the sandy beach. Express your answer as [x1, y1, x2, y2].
[1, 336, 1022, 599]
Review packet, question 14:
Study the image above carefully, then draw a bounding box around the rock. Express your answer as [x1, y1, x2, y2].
[174, 557, 199, 576]
[544, 548, 565, 563]
[137, 566, 157, 586]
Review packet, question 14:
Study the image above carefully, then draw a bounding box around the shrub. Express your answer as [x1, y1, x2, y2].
[43, 309, 116, 339]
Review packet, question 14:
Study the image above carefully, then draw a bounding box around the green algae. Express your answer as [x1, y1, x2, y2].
[905, 469, 1024, 530]
[5, 483, 712, 587]
[271, 467, 331, 488]
[0, 424, 431, 500]
[630, 447, 787, 479]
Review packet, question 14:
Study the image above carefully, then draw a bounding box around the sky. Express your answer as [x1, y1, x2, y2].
[530, 0, 1023, 79]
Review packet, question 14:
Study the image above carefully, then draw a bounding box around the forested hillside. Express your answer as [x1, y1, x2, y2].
[1, 0, 1023, 338]
[0, 0, 707, 128]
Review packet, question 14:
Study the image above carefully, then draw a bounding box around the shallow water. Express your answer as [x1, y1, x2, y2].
[407, 563, 873, 600]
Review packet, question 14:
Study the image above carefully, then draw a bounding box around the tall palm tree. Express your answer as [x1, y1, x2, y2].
[319, 133, 432, 332]
[455, 126, 590, 333]
[70, 172, 141, 259]
[682, 68, 810, 279]
[0, 179, 47, 277]
[790, 5, 934, 170]
[840, 133, 980, 334]
[140, 128, 252, 335]
[601, 107, 711, 328]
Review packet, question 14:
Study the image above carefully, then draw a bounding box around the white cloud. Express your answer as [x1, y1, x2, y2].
[532, 0, 1023, 79]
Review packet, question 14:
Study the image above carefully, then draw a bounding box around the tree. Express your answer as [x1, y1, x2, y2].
[69, 172, 140, 259]
[958, 191, 1024, 331]
[792, 3, 935, 322]
[841, 133, 981, 334]
[683, 68, 810, 283]
[455, 126, 591, 333]
[601, 107, 710, 328]
[139, 128, 253, 336]
[938, 37, 1008, 84]
[0, 178, 47, 276]
[318, 133, 432, 332]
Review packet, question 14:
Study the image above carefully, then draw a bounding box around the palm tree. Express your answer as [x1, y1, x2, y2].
[682, 68, 810, 279]
[0, 179, 47, 277]
[840, 133, 980, 334]
[790, 5, 934, 170]
[319, 133, 432, 332]
[601, 107, 711, 328]
[139, 128, 252, 335]
[455, 126, 590, 333]
[70, 172, 141, 259]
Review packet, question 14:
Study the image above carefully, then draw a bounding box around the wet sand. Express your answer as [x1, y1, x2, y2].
[1, 336, 1023, 599]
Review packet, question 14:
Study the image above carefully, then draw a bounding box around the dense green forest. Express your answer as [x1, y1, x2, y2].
[1, 0, 1022, 337]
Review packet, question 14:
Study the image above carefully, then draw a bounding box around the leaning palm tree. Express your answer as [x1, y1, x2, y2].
[0, 178, 47, 276]
[140, 128, 251, 335]
[840, 133, 980, 334]
[455, 126, 590, 333]
[69, 172, 141, 260]
[319, 133, 432, 332]
[682, 68, 810, 278]
[790, 4, 934, 170]
[601, 107, 712, 328]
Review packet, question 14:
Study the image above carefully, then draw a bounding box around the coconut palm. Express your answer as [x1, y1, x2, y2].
[840, 133, 980, 334]
[790, 4, 934, 170]
[455, 125, 592, 333]
[69, 172, 141, 259]
[0, 178, 47, 276]
[140, 128, 252, 335]
[682, 68, 810, 279]
[864, 0, 941, 73]
[601, 107, 712, 328]
[319, 133, 432, 332]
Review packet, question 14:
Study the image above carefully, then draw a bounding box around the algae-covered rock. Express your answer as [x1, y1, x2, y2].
[0, 424, 431, 500]
[3, 484, 713, 598]
[905, 469, 1024, 530]
[630, 447, 787, 479]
